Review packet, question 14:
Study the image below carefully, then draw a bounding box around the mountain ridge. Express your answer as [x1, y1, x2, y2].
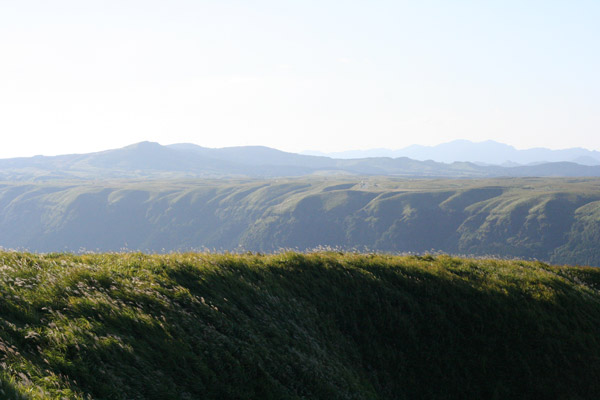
[1, 141, 600, 181]
[303, 139, 600, 165]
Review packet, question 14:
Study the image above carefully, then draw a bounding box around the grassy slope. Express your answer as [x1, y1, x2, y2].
[2, 178, 600, 266]
[1, 252, 600, 399]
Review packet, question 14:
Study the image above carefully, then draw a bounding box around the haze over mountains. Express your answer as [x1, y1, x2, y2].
[1, 140, 600, 181]
[304, 140, 600, 166]
[2, 140, 600, 266]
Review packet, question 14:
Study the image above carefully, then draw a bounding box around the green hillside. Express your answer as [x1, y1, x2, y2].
[1, 251, 600, 399]
[1, 178, 600, 266]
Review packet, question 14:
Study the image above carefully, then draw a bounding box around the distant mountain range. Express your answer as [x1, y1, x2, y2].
[1, 141, 600, 181]
[303, 140, 600, 166]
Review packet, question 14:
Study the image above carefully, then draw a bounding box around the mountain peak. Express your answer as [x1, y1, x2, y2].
[124, 141, 163, 150]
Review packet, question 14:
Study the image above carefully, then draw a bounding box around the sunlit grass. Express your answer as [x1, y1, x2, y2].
[0, 251, 600, 399]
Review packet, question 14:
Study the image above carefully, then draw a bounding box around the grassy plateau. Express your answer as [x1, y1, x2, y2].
[2, 177, 600, 266]
[1, 251, 600, 399]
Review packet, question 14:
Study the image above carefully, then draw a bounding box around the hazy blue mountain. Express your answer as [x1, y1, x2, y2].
[0, 142, 321, 180]
[304, 148, 402, 159]
[1, 141, 600, 181]
[507, 162, 600, 177]
[167, 143, 334, 168]
[304, 140, 600, 165]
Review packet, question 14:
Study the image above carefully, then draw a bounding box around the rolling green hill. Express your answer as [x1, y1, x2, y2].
[1, 178, 600, 266]
[1, 251, 600, 399]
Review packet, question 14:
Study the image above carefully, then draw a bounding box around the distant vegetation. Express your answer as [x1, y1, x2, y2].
[1, 251, 600, 399]
[1, 177, 600, 266]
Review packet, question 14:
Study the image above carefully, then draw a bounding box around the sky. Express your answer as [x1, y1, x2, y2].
[0, 0, 599, 158]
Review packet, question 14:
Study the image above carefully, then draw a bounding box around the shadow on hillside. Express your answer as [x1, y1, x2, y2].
[2, 255, 600, 399]
[0, 376, 29, 399]
[163, 255, 600, 399]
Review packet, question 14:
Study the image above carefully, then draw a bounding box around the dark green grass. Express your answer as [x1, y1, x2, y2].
[1, 251, 600, 399]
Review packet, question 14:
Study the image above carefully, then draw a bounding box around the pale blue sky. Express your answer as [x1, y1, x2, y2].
[0, 0, 598, 158]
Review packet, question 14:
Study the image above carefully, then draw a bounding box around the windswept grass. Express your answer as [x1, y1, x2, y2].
[1, 251, 600, 399]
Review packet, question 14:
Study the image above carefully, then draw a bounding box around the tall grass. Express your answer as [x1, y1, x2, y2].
[0, 251, 600, 399]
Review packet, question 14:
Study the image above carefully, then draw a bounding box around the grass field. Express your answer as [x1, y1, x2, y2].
[1, 251, 600, 399]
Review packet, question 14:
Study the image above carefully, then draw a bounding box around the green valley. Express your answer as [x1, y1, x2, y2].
[1, 177, 599, 266]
